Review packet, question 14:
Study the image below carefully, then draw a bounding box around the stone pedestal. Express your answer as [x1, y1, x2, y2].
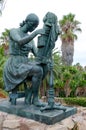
[0, 98, 77, 125]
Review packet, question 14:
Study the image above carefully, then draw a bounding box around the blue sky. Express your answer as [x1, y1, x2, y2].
[0, 0, 86, 67]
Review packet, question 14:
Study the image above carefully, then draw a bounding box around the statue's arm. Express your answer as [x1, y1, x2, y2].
[9, 29, 21, 43]
[10, 29, 44, 46]
[31, 41, 37, 57]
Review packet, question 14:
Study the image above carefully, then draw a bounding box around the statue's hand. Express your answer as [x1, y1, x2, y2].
[35, 29, 45, 35]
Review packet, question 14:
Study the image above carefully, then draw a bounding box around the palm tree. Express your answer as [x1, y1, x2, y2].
[0, 28, 9, 55]
[59, 13, 82, 66]
[0, 28, 9, 43]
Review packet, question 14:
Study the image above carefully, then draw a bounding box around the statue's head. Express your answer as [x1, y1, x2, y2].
[43, 12, 58, 26]
[43, 12, 60, 44]
[20, 13, 39, 32]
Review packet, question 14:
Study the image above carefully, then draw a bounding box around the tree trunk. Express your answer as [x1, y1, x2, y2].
[61, 41, 74, 66]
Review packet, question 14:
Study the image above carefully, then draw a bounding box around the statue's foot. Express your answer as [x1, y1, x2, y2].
[32, 100, 46, 107]
[55, 102, 61, 106]
[40, 104, 67, 112]
[25, 95, 32, 105]
[25, 99, 31, 105]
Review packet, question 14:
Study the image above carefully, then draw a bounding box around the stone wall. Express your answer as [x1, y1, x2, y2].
[0, 106, 86, 130]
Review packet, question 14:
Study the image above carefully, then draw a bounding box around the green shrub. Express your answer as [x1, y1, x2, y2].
[0, 44, 8, 89]
[69, 66, 78, 74]
[63, 70, 71, 80]
[64, 97, 86, 107]
[0, 89, 8, 98]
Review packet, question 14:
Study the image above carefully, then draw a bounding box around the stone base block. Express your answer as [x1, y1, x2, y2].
[0, 98, 77, 125]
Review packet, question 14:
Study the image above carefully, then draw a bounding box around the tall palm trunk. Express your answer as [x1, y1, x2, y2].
[61, 41, 74, 66]
[59, 13, 82, 66]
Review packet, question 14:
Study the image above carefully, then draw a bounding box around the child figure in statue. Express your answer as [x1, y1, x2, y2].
[36, 12, 65, 111]
[36, 12, 61, 79]
[3, 13, 44, 106]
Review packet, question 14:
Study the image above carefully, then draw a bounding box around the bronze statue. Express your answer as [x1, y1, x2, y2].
[3, 13, 44, 106]
[3, 12, 66, 111]
[36, 12, 60, 78]
[35, 12, 66, 111]
[1, 12, 78, 124]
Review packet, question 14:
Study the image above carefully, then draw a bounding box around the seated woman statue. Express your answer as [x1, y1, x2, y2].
[3, 13, 44, 106]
